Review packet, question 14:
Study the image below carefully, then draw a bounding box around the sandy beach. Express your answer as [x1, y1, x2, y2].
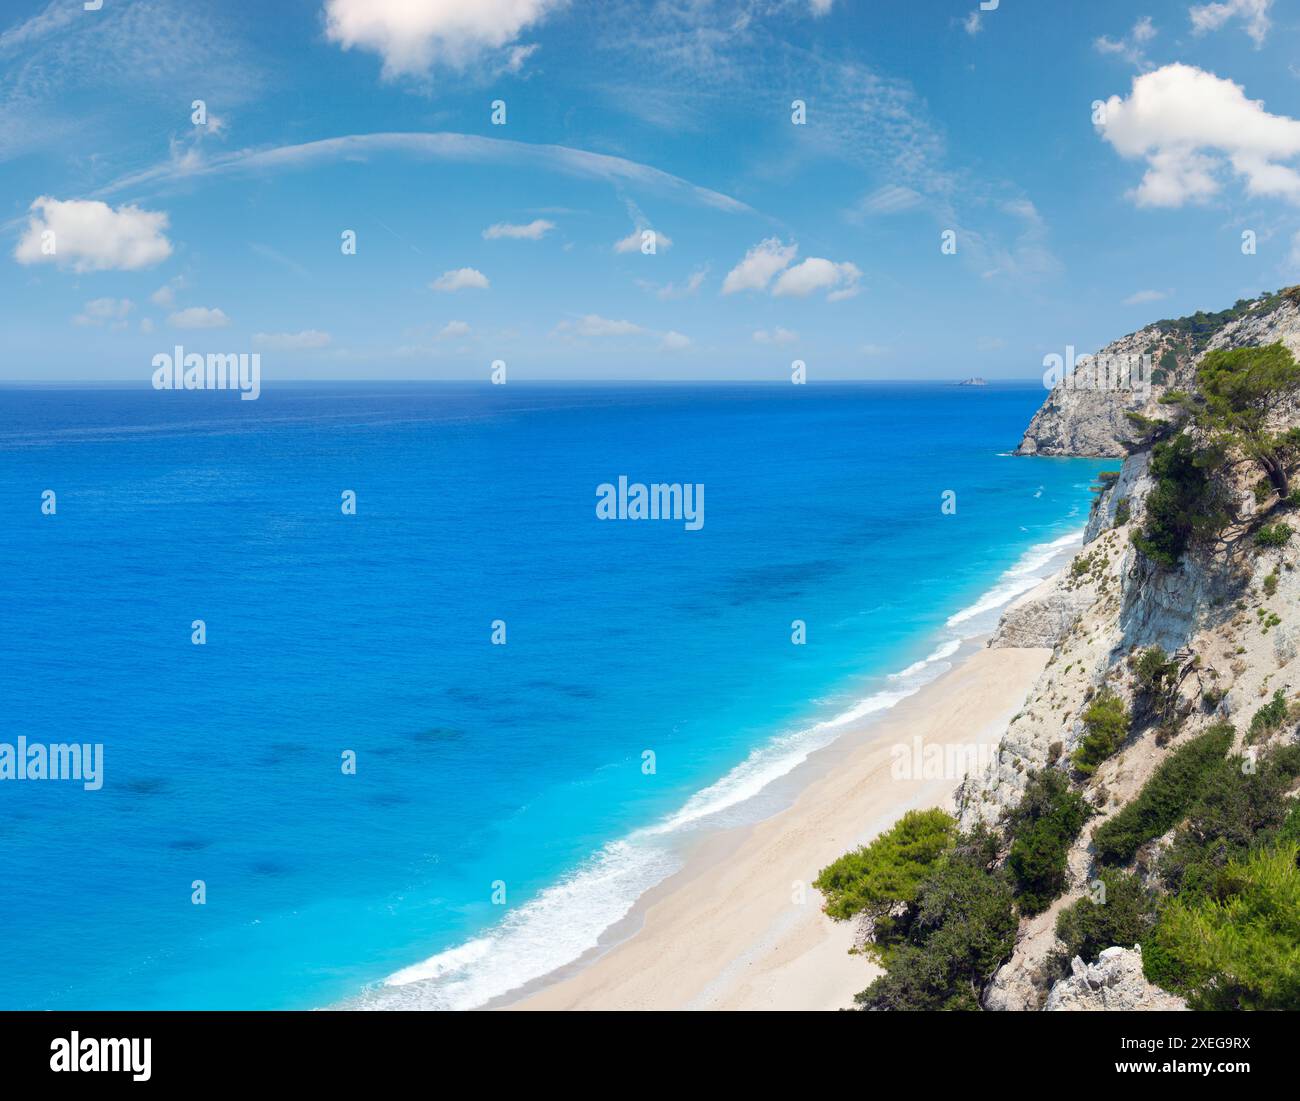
[508, 644, 1050, 1011]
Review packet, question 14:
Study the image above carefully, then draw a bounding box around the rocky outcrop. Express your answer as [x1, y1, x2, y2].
[990, 575, 1095, 649]
[1016, 292, 1300, 457]
[1043, 947, 1187, 1011]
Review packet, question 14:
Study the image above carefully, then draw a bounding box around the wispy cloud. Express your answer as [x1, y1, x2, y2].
[1094, 16, 1158, 70]
[1189, 0, 1272, 47]
[94, 132, 753, 215]
[483, 219, 555, 240]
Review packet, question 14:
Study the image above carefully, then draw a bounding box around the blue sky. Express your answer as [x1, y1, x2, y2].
[3, 0, 1300, 381]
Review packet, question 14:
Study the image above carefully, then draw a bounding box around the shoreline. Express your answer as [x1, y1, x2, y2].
[502, 642, 1051, 1011]
[357, 524, 1089, 1011]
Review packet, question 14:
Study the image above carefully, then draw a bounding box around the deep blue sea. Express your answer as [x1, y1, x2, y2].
[0, 382, 1106, 1010]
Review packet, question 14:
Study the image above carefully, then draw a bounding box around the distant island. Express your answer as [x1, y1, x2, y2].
[957, 377, 987, 387]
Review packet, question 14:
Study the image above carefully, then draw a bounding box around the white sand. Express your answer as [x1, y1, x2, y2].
[508, 645, 1049, 1011]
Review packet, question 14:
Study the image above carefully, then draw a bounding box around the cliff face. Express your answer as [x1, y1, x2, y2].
[1016, 291, 1300, 457]
[959, 288, 1300, 1010]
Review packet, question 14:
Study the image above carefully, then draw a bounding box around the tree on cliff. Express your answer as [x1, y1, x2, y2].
[1195, 342, 1300, 499]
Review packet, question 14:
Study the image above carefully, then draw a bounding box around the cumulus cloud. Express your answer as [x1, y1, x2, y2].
[252, 330, 332, 349]
[721, 238, 799, 294]
[772, 257, 862, 300]
[753, 327, 799, 345]
[1097, 63, 1300, 206]
[614, 228, 673, 253]
[660, 330, 691, 351]
[483, 219, 554, 240]
[73, 297, 133, 327]
[1190, 0, 1272, 47]
[168, 306, 230, 329]
[439, 320, 471, 338]
[431, 267, 490, 292]
[13, 197, 172, 273]
[323, 0, 562, 78]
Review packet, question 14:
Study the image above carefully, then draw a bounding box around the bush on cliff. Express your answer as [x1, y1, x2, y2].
[1143, 842, 1300, 1010]
[1196, 342, 1300, 500]
[1092, 722, 1234, 865]
[813, 807, 956, 933]
[1131, 432, 1231, 569]
[1004, 770, 1091, 914]
[1159, 742, 1300, 897]
[1072, 689, 1131, 775]
[1054, 868, 1157, 965]
[854, 826, 1016, 1012]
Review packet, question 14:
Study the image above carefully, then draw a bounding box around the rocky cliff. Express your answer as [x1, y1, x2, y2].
[1016, 288, 1300, 456]
[960, 286, 1300, 1010]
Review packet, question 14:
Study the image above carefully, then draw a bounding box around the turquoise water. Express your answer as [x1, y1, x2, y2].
[0, 382, 1106, 1009]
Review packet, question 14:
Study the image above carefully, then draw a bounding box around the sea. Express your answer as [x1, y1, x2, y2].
[0, 381, 1108, 1009]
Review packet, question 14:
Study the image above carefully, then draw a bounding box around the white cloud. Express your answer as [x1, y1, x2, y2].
[614, 228, 673, 253]
[252, 330, 332, 349]
[963, 12, 982, 36]
[140, 318, 155, 335]
[810, 0, 834, 15]
[641, 268, 707, 300]
[99, 131, 752, 217]
[73, 297, 133, 327]
[1097, 64, 1300, 206]
[562, 314, 645, 337]
[1094, 16, 1158, 69]
[483, 218, 554, 240]
[721, 238, 798, 294]
[168, 307, 230, 329]
[753, 327, 799, 345]
[852, 185, 923, 218]
[13, 197, 172, 273]
[772, 257, 862, 300]
[431, 267, 490, 292]
[439, 320, 471, 338]
[1124, 289, 1171, 305]
[323, 0, 562, 78]
[660, 330, 691, 351]
[860, 343, 890, 357]
[1190, 0, 1272, 47]
[151, 284, 176, 308]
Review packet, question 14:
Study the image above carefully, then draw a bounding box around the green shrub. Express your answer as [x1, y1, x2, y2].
[1247, 689, 1290, 744]
[1143, 842, 1300, 1010]
[1159, 743, 1300, 898]
[1256, 522, 1293, 547]
[1131, 433, 1230, 569]
[1054, 868, 1157, 964]
[1113, 497, 1131, 527]
[1005, 770, 1091, 914]
[1092, 722, 1234, 865]
[1072, 689, 1131, 775]
[814, 807, 956, 927]
[854, 828, 1017, 1011]
[1264, 570, 1279, 596]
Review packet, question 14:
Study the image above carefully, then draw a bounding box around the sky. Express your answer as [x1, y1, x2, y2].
[2, 0, 1300, 382]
